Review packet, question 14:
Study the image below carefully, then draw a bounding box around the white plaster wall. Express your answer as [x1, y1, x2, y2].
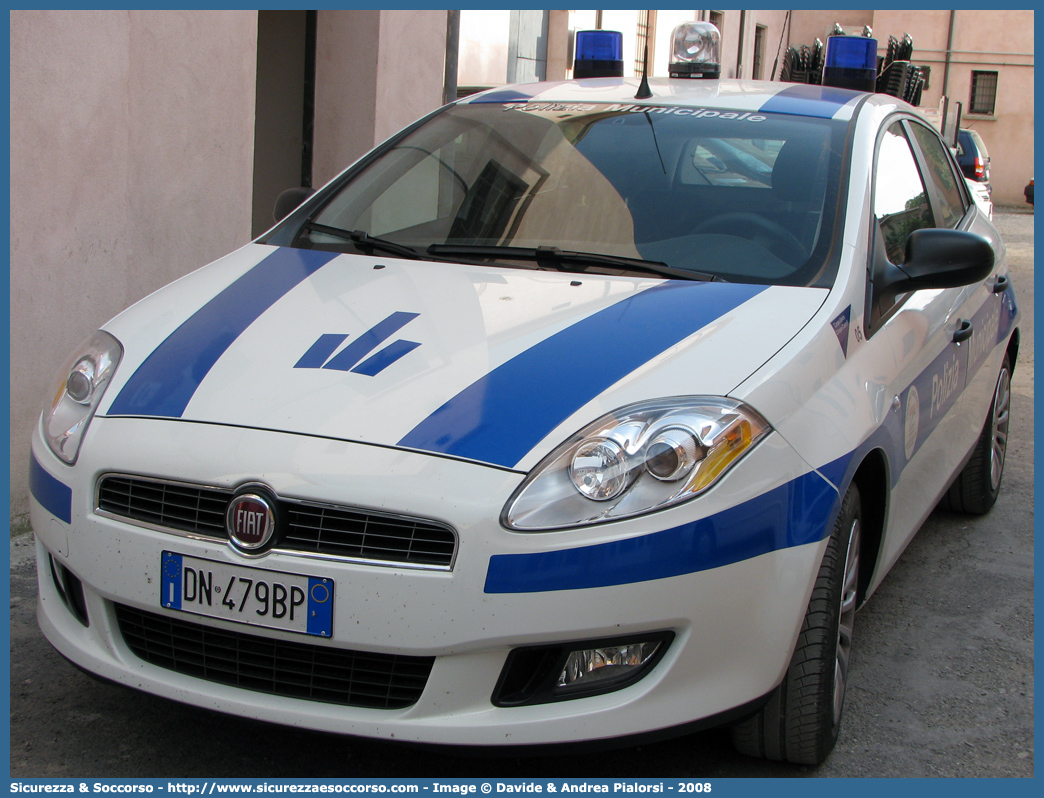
[312, 10, 448, 189]
[459, 9, 512, 86]
[313, 10, 379, 188]
[374, 9, 449, 145]
[600, 9, 640, 76]
[654, 11, 700, 77]
[10, 10, 258, 523]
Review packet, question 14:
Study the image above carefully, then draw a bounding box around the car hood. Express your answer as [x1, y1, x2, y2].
[101, 245, 827, 472]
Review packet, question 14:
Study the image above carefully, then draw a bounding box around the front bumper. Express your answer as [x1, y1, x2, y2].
[31, 416, 832, 746]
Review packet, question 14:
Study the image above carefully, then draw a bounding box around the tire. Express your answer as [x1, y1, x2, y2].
[731, 484, 861, 765]
[943, 354, 1011, 514]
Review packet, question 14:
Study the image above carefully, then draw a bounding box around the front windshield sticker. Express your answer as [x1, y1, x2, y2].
[502, 102, 767, 122]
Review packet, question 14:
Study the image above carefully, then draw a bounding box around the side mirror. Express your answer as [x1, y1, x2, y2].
[274, 187, 316, 222]
[884, 228, 995, 293]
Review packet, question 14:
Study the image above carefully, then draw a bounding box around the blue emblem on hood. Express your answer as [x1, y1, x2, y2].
[295, 312, 421, 376]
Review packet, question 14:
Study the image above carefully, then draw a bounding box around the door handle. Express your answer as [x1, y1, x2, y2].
[992, 274, 1009, 293]
[952, 319, 973, 344]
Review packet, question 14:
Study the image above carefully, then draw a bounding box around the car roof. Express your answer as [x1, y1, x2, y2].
[962, 128, 987, 145]
[460, 77, 911, 123]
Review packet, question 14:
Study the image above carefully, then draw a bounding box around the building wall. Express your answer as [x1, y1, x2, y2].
[312, 9, 448, 188]
[459, 10, 513, 86]
[892, 9, 1033, 207]
[791, 9, 1034, 206]
[374, 10, 449, 147]
[9, 9, 259, 526]
[737, 10, 791, 80]
[790, 10, 875, 47]
[459, 9, 567, 86]
[251, 10, 308, 238]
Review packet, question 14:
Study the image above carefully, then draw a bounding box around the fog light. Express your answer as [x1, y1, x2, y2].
[492, 632, 673, 706]
[558, 641, 663, 691]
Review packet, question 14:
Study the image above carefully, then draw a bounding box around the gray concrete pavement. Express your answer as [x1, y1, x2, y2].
[9, 212, 1033, 778]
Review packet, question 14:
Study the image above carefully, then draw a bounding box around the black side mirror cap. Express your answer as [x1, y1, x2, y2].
[274, 187, 316, 223]
[885, 228, 995, 293]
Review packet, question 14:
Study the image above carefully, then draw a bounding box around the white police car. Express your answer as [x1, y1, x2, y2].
[31, 59, 1019, 764]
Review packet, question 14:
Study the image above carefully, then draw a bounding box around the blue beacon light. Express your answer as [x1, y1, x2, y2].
[822, 34, 878, 92]
[573, 30, 624, 79]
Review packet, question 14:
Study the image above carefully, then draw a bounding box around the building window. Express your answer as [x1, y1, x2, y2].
[970, 71, 998, 115]
[635, 10, 656, 74]
[709, 10, 724, 32]
[753, 24, 766, 80]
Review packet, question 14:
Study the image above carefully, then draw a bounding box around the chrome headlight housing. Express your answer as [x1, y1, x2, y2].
[502, 397, 769, 531]
[42, 330, 123, 464]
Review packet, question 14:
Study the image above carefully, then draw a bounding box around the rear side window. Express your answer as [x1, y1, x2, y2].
[909, 122, 967, 229]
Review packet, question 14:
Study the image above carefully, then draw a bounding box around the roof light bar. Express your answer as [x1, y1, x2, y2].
[822, 34, 878, 92]
[573, 30, 624, 79]
[669, 22, 721, 79]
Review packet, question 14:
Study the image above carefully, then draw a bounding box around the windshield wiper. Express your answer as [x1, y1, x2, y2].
[303, 223, 426, 260]
[426, 244, 722, 282]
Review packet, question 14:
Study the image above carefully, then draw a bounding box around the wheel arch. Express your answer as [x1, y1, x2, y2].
[847, 448, 889, 607]
[1006, 328, 1020, 374]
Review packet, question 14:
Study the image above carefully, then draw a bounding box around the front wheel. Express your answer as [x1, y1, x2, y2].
[731, 483, 861, 764]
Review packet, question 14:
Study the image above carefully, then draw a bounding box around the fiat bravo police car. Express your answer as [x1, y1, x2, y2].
[30, 70, 1018, 764]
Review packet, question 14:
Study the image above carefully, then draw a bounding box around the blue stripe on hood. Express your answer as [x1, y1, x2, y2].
[398, 280, 766, 469]
[108, 248, 339, 418]
[759, 84, 861, 118]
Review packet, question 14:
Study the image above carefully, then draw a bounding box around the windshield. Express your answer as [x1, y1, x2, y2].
[288, 101, 849, 286]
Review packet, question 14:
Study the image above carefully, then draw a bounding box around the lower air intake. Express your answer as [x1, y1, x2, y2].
[114, 604, 434, 709]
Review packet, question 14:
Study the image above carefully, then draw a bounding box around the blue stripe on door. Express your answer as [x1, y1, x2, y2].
[484, 467, 838, 593]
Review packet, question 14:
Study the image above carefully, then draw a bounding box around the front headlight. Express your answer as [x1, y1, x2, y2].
[42, 330, 123, 464]
[502, 397, 769, 531]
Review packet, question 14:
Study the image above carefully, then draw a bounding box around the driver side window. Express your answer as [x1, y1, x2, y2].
[873, 122, 934, 266]
[866, 121, 938, 331]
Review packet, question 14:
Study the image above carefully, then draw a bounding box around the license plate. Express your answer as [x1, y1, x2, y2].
[160, 552, 333, 637]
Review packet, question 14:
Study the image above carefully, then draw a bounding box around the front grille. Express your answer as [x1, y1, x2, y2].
[99, 476, 228, 536]
[97, 475, 456, 568]
[284, 504, 456, 565]
[115, 604, 434, 709]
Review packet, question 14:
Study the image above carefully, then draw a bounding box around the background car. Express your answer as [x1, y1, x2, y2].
[956, 127, 991, 186]
[967, 177, 994, 219]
